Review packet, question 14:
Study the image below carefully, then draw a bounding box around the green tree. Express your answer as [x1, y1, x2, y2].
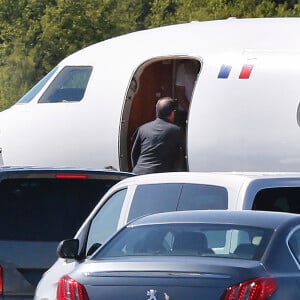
[38, 0, 149, 71]
[0, 0, 53, 109]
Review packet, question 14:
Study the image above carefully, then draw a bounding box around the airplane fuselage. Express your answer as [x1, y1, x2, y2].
[0, 18, 300, 172]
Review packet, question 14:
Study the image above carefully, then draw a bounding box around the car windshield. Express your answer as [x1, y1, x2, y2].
[95, 223, 272, 261]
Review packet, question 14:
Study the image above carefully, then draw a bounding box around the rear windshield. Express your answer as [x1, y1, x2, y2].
[0, 178, 117, 241]
[96, 223, 272, 261]
[128, 183, 228, 221]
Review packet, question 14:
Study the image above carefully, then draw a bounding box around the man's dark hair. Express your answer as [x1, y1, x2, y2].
[156, 97, 175, 120]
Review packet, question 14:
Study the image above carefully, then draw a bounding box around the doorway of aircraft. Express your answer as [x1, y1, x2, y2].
[119, 57, 201, 172]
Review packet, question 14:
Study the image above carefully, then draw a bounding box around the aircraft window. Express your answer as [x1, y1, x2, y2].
[38, 66, 92, 103]
[17, 67, 58, 104]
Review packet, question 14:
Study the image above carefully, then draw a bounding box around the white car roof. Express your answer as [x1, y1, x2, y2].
[114, 172, 300, 189]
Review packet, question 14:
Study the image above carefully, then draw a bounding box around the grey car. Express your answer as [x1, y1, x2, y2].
[0, 166, 132, 300]
[57, 210, 300, 300]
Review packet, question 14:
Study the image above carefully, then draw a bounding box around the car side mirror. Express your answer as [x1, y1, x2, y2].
[57, 239, 79, 259]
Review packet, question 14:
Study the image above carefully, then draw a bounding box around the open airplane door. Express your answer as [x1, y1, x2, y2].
[120, 57, 201, 172]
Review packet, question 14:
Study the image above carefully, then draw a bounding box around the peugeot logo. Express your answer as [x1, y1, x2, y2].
[146, 289, 170, 300]
[147, 289, 157, 300]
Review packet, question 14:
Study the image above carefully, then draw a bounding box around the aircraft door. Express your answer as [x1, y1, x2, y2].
[120, 57, 200, 172]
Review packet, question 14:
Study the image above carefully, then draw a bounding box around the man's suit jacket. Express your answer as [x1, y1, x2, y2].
[131, 118, 185, 175]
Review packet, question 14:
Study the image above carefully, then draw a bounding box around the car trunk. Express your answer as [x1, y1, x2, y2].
[75, 257, 266, 300]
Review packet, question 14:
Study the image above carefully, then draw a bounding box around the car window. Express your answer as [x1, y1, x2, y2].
[85, 189, 127, 256]
[178, 184, 228, 210]
[252, 187, 300, 213]
[288, 228, 300, 264]
[127, 184, 181, 222]
[95, 224, 271, 261]
[0, 178, 116, 241]
[38, 66, 92, 103]
[128, 183, 228, 222]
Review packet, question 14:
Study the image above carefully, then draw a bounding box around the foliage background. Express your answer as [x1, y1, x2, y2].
[0, 0, 298, 110]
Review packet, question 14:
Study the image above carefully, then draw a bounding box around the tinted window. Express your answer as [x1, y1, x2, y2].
[253, 187, 300, 213]
[128, 183, 228, 222]
[96, 223, 271, 261]
[289, 228, 300, 264]
[128, 184, 181, 221]
[178, 184, 227, 210]
[38, 66, 92, 103]
[86, 189, 127, 255]
[0, 178, 117, 241]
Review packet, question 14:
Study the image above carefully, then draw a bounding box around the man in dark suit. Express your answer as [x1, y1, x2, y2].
[131, 97, 186, 175]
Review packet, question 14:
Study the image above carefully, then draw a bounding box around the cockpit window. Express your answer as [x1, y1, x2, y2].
[38, 66, 92, 103]
[17, 67, 58, 104]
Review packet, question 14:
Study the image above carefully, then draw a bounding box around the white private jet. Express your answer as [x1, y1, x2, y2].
[0, 17, 300, 172]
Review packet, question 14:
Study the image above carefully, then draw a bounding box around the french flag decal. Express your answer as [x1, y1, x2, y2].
[239, 64, 254, 79]
[218, 64, 232, 79]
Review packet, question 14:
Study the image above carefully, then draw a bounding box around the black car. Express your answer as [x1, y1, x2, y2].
[57, 210, 300, 300]
[0, 166, 132, 300]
